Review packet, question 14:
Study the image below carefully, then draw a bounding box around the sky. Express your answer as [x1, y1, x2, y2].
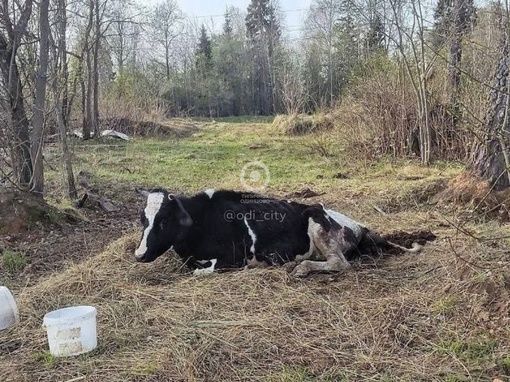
[145, 0, 312, 38]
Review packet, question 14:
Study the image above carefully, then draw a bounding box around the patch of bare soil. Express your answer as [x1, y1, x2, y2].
[0, 178, 142, 290]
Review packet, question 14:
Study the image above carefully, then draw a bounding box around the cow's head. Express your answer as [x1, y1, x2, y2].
[134, 189, 193, 263]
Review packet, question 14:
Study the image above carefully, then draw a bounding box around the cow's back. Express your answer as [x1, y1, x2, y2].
[174, 191, 312, 268]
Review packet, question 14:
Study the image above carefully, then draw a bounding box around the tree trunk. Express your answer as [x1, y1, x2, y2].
[92, 0, 100, 137]
[85, 49, 93, 139]
[53, 0, 77, 198]
[468, 37, 510, 190]
[82, 0, 94, 140]
[0, 1, 34, 189]
[448, 0, 466, 127]
[448, 36, 462, 122]
[30, 0, 50, 197]
[9, 69, 33, 187]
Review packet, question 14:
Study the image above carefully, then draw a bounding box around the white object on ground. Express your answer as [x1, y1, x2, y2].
[42, 305, 97, 357]
[100, 129, 130, 141]
[0, 286, 19, 330]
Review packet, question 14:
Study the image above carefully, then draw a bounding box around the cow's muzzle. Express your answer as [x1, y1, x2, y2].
[134, 250, 147, 262]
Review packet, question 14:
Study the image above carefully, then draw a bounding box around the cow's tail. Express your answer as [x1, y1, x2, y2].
[365, 231, 423, 254]
[385, 240, 423, 253]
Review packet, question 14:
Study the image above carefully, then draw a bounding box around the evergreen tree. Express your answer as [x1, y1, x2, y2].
[245, 0, 281, 115]
[432, 0, 475, 49]
[366, 14, 385, 53]
[196, 24, 212, 68]
[432, 0, 453, 49]
[217, 8, 245, 115]
[223, 8, 233, 36]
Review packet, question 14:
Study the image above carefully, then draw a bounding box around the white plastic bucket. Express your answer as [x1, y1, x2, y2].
[42, 305, 97, 357]
[0, 286, 19, 330]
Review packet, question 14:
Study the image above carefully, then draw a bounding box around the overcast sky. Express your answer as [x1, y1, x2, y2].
[146, 0, 312, 38]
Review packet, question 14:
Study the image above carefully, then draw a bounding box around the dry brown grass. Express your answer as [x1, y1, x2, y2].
[273, 114, 335, 136]
[1, 215, 509, 381]
[434, 172, 510, 223]
[2, 121, 509, 381]
[337, 60, 473, 163]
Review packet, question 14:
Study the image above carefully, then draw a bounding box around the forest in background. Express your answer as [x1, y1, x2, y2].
[1, 0, 510, 198]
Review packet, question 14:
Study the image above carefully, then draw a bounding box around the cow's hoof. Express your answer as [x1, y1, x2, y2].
[193, 268, 215, 276]
[282, 261, 298, 273]
[291, 265, 310, 278]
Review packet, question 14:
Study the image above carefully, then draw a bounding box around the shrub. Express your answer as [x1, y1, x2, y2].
[338, 54, 472, 162]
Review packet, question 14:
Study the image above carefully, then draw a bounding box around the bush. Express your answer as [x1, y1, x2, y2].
[338, 55, 472, 162]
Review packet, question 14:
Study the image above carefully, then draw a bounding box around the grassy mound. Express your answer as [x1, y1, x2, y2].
[0, 189, 76, 236]
[273, 114, 335, 136]
[1, 228, 509, 381]
[435, 172, 510, 221]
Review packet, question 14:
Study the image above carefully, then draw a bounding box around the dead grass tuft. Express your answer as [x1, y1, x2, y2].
[273, 113, 334, 136]
[435, 172, 510, 221]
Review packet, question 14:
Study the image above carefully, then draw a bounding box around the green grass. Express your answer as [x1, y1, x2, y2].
[57, 121, 462, 203]
[498, 355, 510, 375]
[129, 360, 160, 376]
[67, 124, 343, 192]
[195, 115, 275, 124]
[436, 336, 497, 363]
[431, 296, 459, 315]
[33, 351, 58, 368]
[2, 250, 28, 272]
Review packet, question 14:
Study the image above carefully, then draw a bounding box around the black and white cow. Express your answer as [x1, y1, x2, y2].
[134, 188, 422, 277]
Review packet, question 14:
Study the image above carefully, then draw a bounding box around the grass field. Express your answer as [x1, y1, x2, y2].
[1, 118, 509, 382]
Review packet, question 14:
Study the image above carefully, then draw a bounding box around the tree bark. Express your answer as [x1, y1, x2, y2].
[30, 0, 50, 197]
[468, 37, 510, 190]
[9, 67, 32, 187]
[52, 0, 77, 198]
[448, 0, 468, 126]
[82, 0, 94, 140]
[0, 0, 34, 188]
[92, 0, 100, 137]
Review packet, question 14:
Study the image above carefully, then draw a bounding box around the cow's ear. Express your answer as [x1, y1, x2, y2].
[135, 187, 150, 198]
[172, 197, 193, 227]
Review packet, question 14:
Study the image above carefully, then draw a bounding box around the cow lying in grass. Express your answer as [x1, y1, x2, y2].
[134, 189, 422, 277]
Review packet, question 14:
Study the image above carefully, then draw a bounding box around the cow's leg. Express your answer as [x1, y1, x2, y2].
[291, 222, 351, 277]
[244, 255, 270, 269]
[193, 259, 217, 275]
